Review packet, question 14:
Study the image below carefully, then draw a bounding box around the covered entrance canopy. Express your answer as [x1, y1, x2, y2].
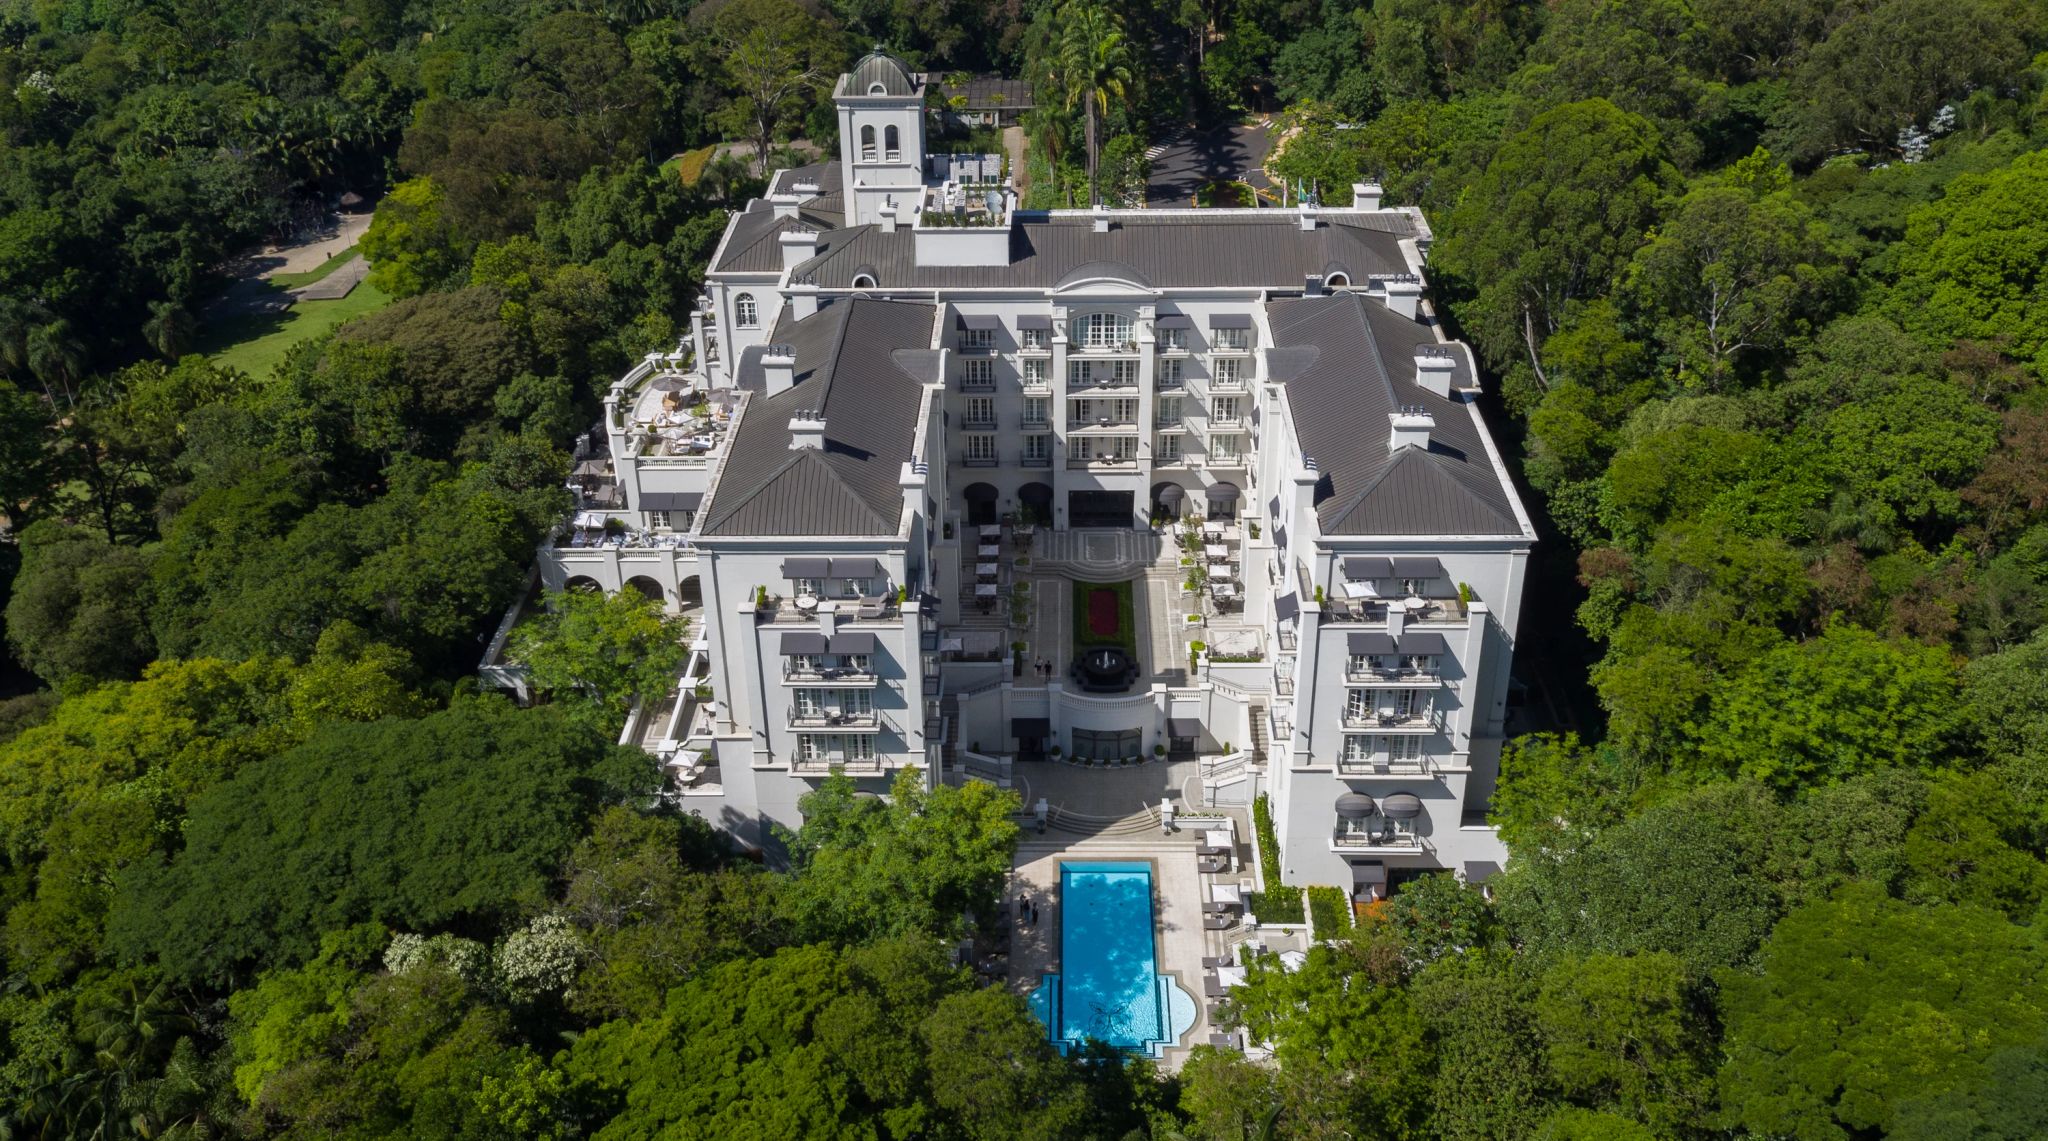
[1206, 482, 1240, 519]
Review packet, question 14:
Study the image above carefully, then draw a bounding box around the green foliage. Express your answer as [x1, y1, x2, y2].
[362, 178, 465, 298]
[508, 587, 688, 725]
[4, 519, 155, 686]
[110, 697, 656, 984]
[1889, 149, 2048, 380]
[1305, 885, 1352, 936]
[779, 770, 1021, 944]
[1534, 952, 1713, 1131]
[1716, 884, 2048, 1139]
[1387, 872, 1498, 965]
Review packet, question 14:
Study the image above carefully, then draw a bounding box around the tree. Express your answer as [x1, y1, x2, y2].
[4, 520, 155, 686]
[109, 697, 656, 984]
[1888, 150, 2048, 381]
[1534, 952, 1713, 1132]
[1437, 100, 1676, 386]
[1055, 0, 1133, 207]
[1412, 953, 1555, 1140]
[508, 587, 689, 724]
[1386, 871, 1498, 965]
[1687, 622, 1964, 792]
[923, 986, 1090, 1140]
[360, 177, 464, 298]
[709, 0, 837, 177]
[1716, 885, 2048, 1139]
[1964, 630, 2048, 807]
[779, 770, 1021, 943]
[1490, 733, 1646, 855]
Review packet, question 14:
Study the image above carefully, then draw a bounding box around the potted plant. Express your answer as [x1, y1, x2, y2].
[754, 585, 771, 610]
[1249, 521, 1261, 539]
[1154, 744, 1166, 757]
[1049, 745, 1062, 759]
[602, 517, 627, 538]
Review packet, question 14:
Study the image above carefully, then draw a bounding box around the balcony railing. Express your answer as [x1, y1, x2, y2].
[1337, 755, 1435, 776]
[1068, 455, 1137, 470]
[962, 415, 998, 430]
[1346, 664, 1443, 683]
[788, 710, 881, 730]
[1342, 708, 1440, 732]
[1331, 828, 1428, 853]
[959, 376, 995, 391]
[1155, 417, 1185, 430]
[793, 756, 885, 775]
[1073, 340, 1140, 355]
[759, 596, 899, 623]
[1070, 417, 1137, 431]
[784, 662, 878, 683]
[1021, 454, 1052, 467]
[962, 456, 999, 467]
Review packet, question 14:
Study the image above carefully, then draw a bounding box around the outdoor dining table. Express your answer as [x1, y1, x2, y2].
[976, 563, 999, 577]
[977, 544, 1000, 557]
[979, 524, 1001, 539]
[1210, 583, 1238, 601]
[1210, 883, 1244, 908]
[1205, 543, 1229, 561]
[1203, 522, 1226, 538]
[974, 583, 998, 597]
[1210, 565, 1234, 581]
[1204, 827, 1234, 851]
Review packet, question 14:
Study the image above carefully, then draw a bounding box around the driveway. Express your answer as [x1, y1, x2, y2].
[1145, 120, 1273, 207]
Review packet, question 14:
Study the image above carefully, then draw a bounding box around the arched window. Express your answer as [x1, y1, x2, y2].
[867, 83, 887, 95]
[735, 293, 758, 328]
[850, 273, 877, 289]
[884, 125, 901, 161]
[1078, 312, 1134, 349]
[860, 125, 876, 162]
[1325, 273, 1350, 290]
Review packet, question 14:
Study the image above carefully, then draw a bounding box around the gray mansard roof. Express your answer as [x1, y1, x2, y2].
[701, 298, 936, 537]
[1266, 293, 1522, 537]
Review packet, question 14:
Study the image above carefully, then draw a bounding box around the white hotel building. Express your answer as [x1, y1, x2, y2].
[503, 52, 1535, 894]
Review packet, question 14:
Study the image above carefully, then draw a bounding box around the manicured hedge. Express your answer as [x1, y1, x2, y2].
[1306, 885, 1353, 937]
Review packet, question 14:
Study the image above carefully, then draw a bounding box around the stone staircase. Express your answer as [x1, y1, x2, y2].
[1248, 704, 1267, 764]
[1032, 529, 1162, 579]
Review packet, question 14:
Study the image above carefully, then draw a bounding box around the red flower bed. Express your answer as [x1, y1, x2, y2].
[1088, 589, 1119, 637]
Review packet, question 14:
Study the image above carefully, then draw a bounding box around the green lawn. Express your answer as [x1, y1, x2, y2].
[200, 278, 393, 379]
[1071, 579, 1138, 655]
[270, 246, 361, 289]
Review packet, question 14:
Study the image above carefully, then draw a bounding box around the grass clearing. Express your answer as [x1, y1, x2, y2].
[672, 145, 717, 186]
[270, 247, 361, 289]
[199, 279, 394, 379]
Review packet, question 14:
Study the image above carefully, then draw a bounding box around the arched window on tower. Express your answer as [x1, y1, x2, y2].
[860, 125, 876, 162]
[884, 125, 901, 162]
[735, 293, 758, 328]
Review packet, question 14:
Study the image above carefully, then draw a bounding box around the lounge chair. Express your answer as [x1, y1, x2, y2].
[1197, 857, 1228, 874]
[1197, 843, 1232, 856]
[1204, 914, 1235, 931]
[1202, 901, 1234, 914]
[857, 594, 887, 619]
[1202, 973, 1226, 997]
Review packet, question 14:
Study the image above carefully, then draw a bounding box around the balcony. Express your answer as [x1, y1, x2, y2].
[962, 415, 998, 430]
[758, 595, 899, 624]
[1021, 417, 1050, 431]
[1072, 339, 1141, 356]
[1021, 454, 1052, 468]
[783, 662, 879, 685]
[793, 755, 886, 775]
[1021, 374, 1052, 394]
[961, 455, 999, 468]
[788, 709, 881, 731]
[1068, 454, 1137, 470]
[959, 375, 995, 392]
[1346, 664, 1444, 685]
[1342, 708, 1440, 733]
[1330, 828, 1428, 853]
[1324, 596, 1469, 625]
[1156, 372, 1186, 391]
[1155, 417, 1186, 431]
[1069, 416, 1137, 432]
[1069, 371, 1139, 392]
[1337, 755, 1435, 777]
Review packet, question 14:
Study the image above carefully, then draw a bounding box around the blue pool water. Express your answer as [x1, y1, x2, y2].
[1029, 861, 1197, 1056]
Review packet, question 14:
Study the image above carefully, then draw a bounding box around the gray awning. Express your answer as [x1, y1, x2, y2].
[1012, 717, 1051, 737]
[1156, 314, 1195, 329]
[1343, 556, 1392, 580]
[1274, 592, 1298, 621]
[781, 557, 831, 578]
[780, 632, 828, 654]
[828, 631, 876, 654]
[1209, 313, 1253, 329]
[1380, 793, 1424, 819]
[956, 313, 1001, 330]
[1391, 556, 1443, 578]
[1347, 632, 1397, 655]
[1396, 632, 1447, 655]
[831, 557, 881, 579]
[1336, 793, 1376, 820]
[1155, 484, 1185, 504]
[1017, 314, 1052, 330]
[1167, 717, 1203, 738]
[640, 491, 702, 512]
[1207, 482, 1240, 503]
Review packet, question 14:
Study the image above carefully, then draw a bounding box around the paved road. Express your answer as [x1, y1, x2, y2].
[1144, 121, 1273, 207]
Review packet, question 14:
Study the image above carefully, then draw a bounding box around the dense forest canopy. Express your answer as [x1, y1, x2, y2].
[2, 0, 2048, 1136]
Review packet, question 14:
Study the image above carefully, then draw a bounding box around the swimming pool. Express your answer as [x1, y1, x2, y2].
[1029, 861, 1197, 1056]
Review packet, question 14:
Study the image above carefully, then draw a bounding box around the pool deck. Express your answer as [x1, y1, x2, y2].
[1009, 823, 1259, 1071]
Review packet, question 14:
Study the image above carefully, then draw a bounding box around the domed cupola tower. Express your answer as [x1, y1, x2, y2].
[835, 48, 927, 227]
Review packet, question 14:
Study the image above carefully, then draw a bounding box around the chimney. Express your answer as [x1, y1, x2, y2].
[769, 193, 802, 220]
[1389, 407, 1434, 453]
[791, 179, 821, 198]
[1380, 275, 1423, 320]
[1298, 202, 1320, 231]
[788, 408, 826, 450]
[879, 202, 898, 233]
[1352, 181, 1383, 210]
[789, 282, 819, 320]
[763, 345, 797, 396]
[1092, 203, 1111, 233]
[1415, 346, 1456, 398]
[1304, 274, 1325, 296]
[779, 229, 819, 271]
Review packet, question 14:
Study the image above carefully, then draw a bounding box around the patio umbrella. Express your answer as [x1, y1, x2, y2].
[1380, 792, 1424, 819]
[649, 372, 691, 392]
[1335, 792, 1376, 820]
[572, 458, 610, 477]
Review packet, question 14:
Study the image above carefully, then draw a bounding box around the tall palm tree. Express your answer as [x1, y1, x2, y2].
[1056, 0, 1132, 207]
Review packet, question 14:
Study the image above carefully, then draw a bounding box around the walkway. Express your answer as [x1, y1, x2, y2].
[1145, 120, 1274, 207]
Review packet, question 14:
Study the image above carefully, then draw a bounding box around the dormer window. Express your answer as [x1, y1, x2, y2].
[868, 83, 887, 95]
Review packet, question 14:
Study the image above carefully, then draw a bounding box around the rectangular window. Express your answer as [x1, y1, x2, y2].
[1113, 398, 1138, 423]
[1402, 653, 1437, 674]
[790, 653, 818, 675]
[1080, 313, 1133, 348]
[965, 396, 994, 425]
[1024, 434, 1050, 461]
[1347, 690, 1372, 720]
[795, 690, 826, 717]
[649, 510, 671, 531]
[1382, 736, 1422, 763]
[798, 734, 827, 762]
[1021, 328, 1047, 350]
[843, 689, 873, 715]
[961, 327, 994, 351]
[846, 735, 876, 762]
[1157, 434, 1181, 463]
[962, 358, 994, 388]
[1156, 396, 1181, 426]
[838, 577, 870, 599]
[842, 653, 871, 673]
[1068, 360, 1091, 386]
[1212, 396, 1240, 424]
[1110, 437, 1137, 460]
[1068, 435, 1094, 460]
[1210, 433, 1242, 462]
[966, 434, 997, 462]
[1215, 327, 1249, 350]
[794, 577, 824, 598]
[1342, 735, 1372, 763]
[1023, 358, 1049, 386]
[1111, 360, 1138, 386]
[1212, 358, 1243, 388]
[1022, 396, 1048, 427]
[1158, 358, 1183, 387]
[1160, 327, 1186, 351]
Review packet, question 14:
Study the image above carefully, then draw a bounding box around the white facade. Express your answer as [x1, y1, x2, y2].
[512, 54, 1534, 889]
